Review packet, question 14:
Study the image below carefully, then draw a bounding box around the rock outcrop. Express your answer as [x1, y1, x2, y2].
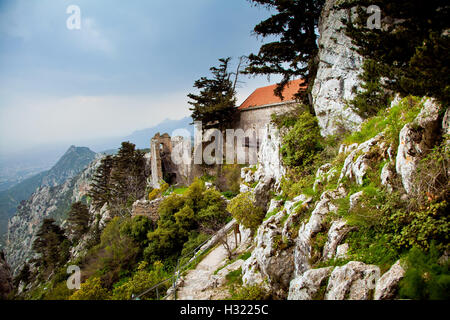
[325, 261, 380, 300]
[396, 98, 442, 193]
[374, 260, 405, 300]
[311, 0, 364, 136]
[6, 156, 103, 274]
[242, 210, 295, 298]
[294, 186, 346, 277]
[288, 267, 333, 300]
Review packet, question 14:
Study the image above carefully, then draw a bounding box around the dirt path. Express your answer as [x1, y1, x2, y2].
[176, 233, 238, 300]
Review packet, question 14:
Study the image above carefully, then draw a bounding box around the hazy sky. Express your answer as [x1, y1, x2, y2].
[0, 0, 280, 155]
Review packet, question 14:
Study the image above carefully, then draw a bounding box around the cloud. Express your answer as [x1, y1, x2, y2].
[0, 92, 191, 152]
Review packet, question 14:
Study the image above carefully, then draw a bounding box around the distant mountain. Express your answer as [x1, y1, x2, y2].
[122, 117, 194, 149]
[0, 146, 96, 246]
[87, 117, 194, 152]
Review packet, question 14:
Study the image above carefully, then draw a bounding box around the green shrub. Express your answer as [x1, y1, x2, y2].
[69, 277, 109, 300]
[399, 245, 450, 300]
[227, 192, 265, 234]
[110, 261, 169, 300]
[280, 111, 323, 168]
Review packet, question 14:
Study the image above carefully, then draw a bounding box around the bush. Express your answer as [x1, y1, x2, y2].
[110, 261, 169, 300]
[227, 192, 265, 234]
[81, 217, 139, 287]
[280, 111, 323, 168]
[69, 277, 109, 300]
[399, 245, 450, 300]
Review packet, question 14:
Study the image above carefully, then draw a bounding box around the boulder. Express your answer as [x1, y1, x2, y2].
[322, 220, 352, 260]
[374, 260, 405, 300]
[288, 267, 333, 300]
[253, 176, 274, 211]
[396, 98, 442, 193]
[325, 261, 380, 300]
[242, 210, 295, 298]
[339, 133, 389, 185]
[294, 187, 347, 277]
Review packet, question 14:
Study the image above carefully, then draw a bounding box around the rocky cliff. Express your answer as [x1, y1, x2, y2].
[238, 97, 447, 300]
[5, 154, 103, 275]
[311, 0, 363, 136]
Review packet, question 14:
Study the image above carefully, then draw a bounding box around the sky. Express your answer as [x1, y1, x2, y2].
[0, 0, 281, 156]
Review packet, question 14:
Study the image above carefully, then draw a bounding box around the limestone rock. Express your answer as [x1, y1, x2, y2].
[374, 260, 405, 300]
[288, 267, 333, 300]
[322, 220, 352, 260]
[242, 210, 295, 298]
[311, 0, 364, 136]
[254, 124, 286, 187]
[396, 98, 442, 193]
[325, 261, 380, 300]
[294, 187, 347, 277]
[253, 176, 274, 211]
[380, 162, 396, 192]
[339, 133, 389, 185]
[349, 191, 364, 211]
[336, 243, 349, 259]
[267, 199, 283, 214]
[313, 163, 334, 191]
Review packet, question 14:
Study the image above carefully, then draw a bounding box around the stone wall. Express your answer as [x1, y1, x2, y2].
[131, 198, 163, 223]
[236, 102, 297, 133]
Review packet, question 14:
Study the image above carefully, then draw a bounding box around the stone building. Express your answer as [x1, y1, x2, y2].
[236, 79, 305, 132]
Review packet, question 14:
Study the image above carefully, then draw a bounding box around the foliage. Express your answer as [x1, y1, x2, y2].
[344, 96, 422, 147]
[119, 215, 154, 249]
[245, 0, 325, 105]
[81, 217, 140, 288]
[32, 218, 70, 272]
[399, 244, 450, 300]
[227, 192, 265, 234]
[88, 155, 114, 211]
[90, 142, 147, 218]
[69, 277, 109, 300]
[109, 142, 147, 217]
[188, 57, 239, 131]
[66, 201, 90, 241]
[216, 164, 241, 194]
[340, 1, 450, 112]
[148, 181, 169, 201]
[349, 59, 391, 117]
[144, 179, 228, 266]
[110, 261, 169, 300]
[280, 111, 323, 168]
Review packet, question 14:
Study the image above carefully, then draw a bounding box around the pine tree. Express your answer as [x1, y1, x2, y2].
[89, 155, 114, 210]
[32, 218, 68, 269]
[245, 0, 325, 105]
[188, 57, 239, 131]
[339, 0, 450, 113]
[109, 142, 147, 217]
[67, 201, 91, 241]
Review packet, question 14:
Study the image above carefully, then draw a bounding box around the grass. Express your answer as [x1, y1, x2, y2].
[344, 96, 422, 146]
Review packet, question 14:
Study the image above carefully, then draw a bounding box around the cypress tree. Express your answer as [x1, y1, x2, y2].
[339, 0, 450, 113]
[245, 0, 325, 105]
[188, 57, 238, 131]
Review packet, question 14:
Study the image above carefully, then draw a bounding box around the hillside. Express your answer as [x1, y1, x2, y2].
[0, 146, 96, 246]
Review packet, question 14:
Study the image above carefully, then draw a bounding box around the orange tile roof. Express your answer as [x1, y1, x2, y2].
[239, 79, 306, 110]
